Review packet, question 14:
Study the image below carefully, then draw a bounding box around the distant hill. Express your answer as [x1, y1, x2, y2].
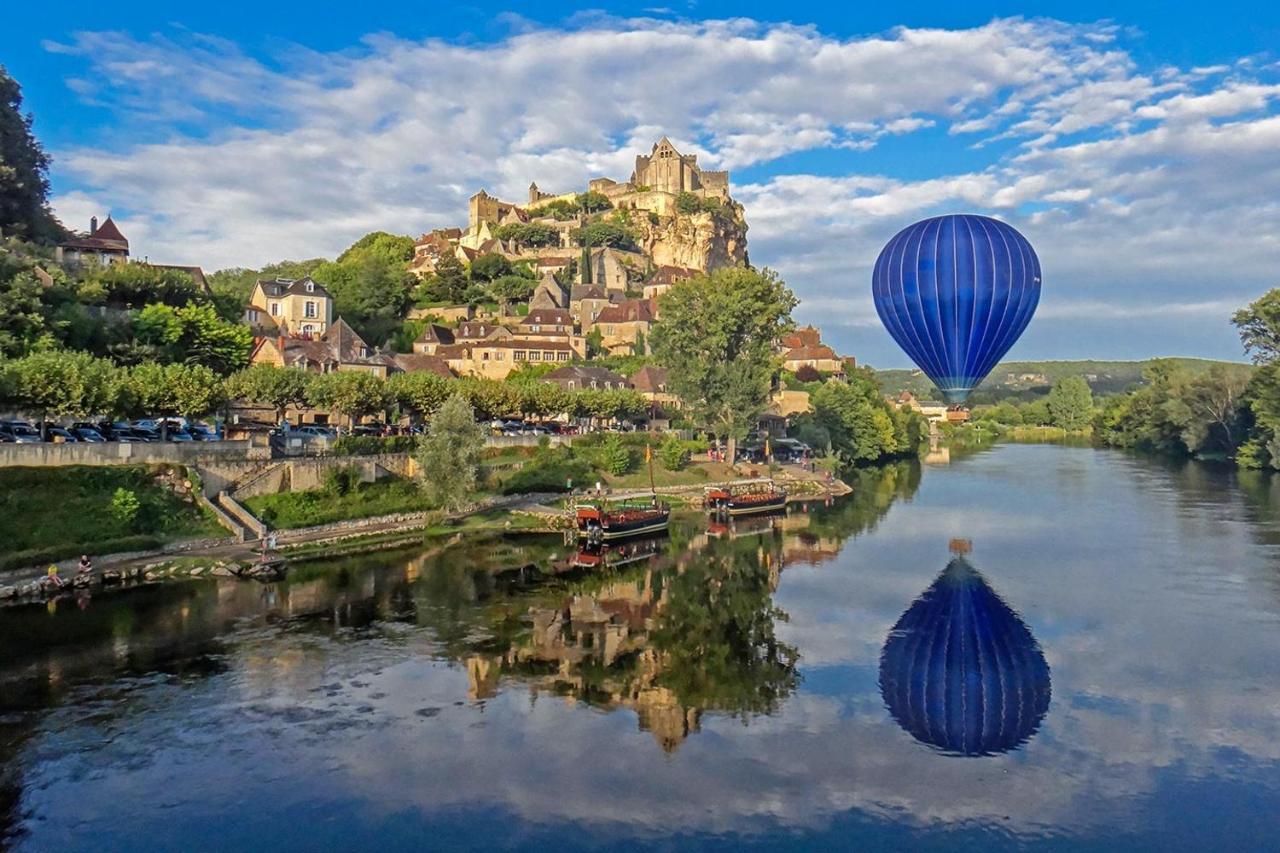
[873, 358, 1253, 403]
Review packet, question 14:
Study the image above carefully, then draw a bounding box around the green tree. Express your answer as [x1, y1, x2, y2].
[90, 263, 202, 309]
[596, 434, 633, 475]
[488, 274, 535, 311]
[389, 370, 452, 422]
[659, 434, 690, 471]
[809, 371, 905, 465]
[1233, 290, 1280, 364]
[576, 191, 612, 213]
[415, 392, 485, 512]
[424, 252, 468, 304]
[574, 221, 636, 250]
[133, 302, 253, 375]
[0, 244, 51, 356]
[1046, 376, 1094, 430]
[457, 379, 520, 421]
[468, 253, 513, 283]
[305, 371, 392, 430]
[493, 223, 559, 247]
[650, 267, 797, 462]
[0, 66, 64, 242]
[7, 350, 124, 433]
[225, 364, 311, 424]
[110, 488, 141, 530]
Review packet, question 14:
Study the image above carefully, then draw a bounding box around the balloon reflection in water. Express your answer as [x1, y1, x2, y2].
[879, 551, 1050, 756]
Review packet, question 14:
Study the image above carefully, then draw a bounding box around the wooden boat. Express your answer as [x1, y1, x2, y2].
[704, 481, 788, 516]
[575, 499, 671, 541]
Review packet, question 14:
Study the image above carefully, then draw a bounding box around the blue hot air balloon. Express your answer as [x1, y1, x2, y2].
[872, 214, 1041, 403]
[879, 554, 1051, 756]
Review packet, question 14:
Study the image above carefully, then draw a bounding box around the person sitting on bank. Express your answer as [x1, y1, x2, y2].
[78, 555, 93, 576]
[45, 565, 64, 589]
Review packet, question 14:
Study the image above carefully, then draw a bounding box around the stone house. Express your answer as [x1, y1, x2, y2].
[590, 299, 656, 355]
[439, 339, 575, 380]
[529, 274, 568, 310]
[570, 284, 613, 329]
[248, 318, 394, 377]
[411, 324, 456, 355]
[244, 277, 333, 337]
[57, 216, 129, 267]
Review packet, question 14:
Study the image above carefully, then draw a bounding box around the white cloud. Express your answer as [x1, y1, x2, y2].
[42, 15, 1280, 361]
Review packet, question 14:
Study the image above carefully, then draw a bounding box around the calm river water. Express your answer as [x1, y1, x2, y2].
[3, 444, 1280, 851]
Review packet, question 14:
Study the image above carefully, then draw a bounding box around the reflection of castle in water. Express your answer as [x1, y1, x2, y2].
[879, 549, 1051, 756]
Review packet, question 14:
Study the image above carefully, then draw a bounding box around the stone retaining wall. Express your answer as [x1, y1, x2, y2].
[0, 440, 265, 469]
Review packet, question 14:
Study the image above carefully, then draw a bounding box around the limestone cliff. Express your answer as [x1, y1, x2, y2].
[638, 203, 749, 272]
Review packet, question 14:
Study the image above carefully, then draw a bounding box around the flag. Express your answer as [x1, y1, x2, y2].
[645, 443, 652, 462]
[764, 438, 771, 458]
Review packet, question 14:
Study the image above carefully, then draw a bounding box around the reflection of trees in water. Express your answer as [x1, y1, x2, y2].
[650, 530, 799, 720]
[879, 555, 1051, 756]
[801, 460, 922, 546]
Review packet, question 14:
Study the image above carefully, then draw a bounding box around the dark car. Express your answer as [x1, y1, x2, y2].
[0, 421, 43, 444]
[41, 424, 79, 443]
[187, 423, 219, 441]
[73, 426, 107, 442]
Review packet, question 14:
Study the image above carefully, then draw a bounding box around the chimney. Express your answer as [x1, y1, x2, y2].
[278, 335, 286, 353]
[90, 216, 98, 235]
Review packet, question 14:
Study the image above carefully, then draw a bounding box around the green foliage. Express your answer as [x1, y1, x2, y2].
[4, 350, 124, 420]
[806, 370, 923, 465]
[415, 252, 467, 305]
[595, 434, 634, 475]
[650, 267, 797, 453]
[1046, 376, 1094, 430]
[127, 362, 226, 419]
[658, 434, 691, 470]
[0, 240, 53, 356]
[1095, 360, 1252, 460]
[305, 371, 392, 426]
[468, 252, 513, 282]
[89, 263, 203, 310]
[225, 364, 310, 421]
[0, 66, 64, 242]
[132, 302, 252, 375]
[109, 487, 141, 529]
[574, 221, 637, 251]
[1233, 290, 1280, 364]
[322, 464, 359, 496]
[331, 435, 418, 456]
[245, 478, 426, 529]
[650, 536, 800, 718]
[416, 393, 486, 512]
[0, 465, 222, 569]
[388, 370, 452, 420]
[493, 222, 560, 247]
[488, 274, 535, 306]
[312, 232, 415, 345]
[577, 191, 612, 213]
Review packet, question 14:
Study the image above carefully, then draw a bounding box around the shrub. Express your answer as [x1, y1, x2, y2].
[658, 435, 691, 471]
[597, 434, 634, 475]
[110, 488, 141, 529]
[323, 465, 359, 496]
[794, 364, 822, 383]
[332, 435, 417, 455]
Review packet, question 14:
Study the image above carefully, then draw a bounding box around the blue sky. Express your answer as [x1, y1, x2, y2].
[6, 1, 1280, 367]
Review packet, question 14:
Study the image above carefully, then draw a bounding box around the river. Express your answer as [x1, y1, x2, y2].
[2, 444, 1279, 851]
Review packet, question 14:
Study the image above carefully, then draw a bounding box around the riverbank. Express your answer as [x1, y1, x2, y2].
[0, 463, 849, 600]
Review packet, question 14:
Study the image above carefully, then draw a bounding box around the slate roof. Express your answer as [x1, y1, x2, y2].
[595, 299, 655, 324]
[256, 276, 332, 300]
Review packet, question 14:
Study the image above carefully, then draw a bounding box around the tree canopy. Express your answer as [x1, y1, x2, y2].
[0, 66, 63, 242]
[650, 267, 797, 458]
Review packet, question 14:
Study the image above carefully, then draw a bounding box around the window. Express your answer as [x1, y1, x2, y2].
[360, 346, 370, 358]
[514, 350, 527, 361]
[305, 300, 317, 318]
[496, 351, 504, 360]
[305, 281, 314, 292]
[482, 351, 490, 361]
[557, 352, 570, 361]
[529, 351, 541, 361]
[531, 325, 540, 333]
[567, 381, 576, 390]
[270, 302, 280, 317]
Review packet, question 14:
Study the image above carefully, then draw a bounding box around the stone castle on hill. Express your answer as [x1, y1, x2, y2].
[415, 137, 749, 280]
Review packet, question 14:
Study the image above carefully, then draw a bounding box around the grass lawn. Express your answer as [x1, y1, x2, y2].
[244, 479, 436, 529]
[0, 465, 225, 571]
[603, 460, 740, 489]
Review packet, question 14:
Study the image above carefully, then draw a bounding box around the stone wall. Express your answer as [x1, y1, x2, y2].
[0, 440, 265, 469]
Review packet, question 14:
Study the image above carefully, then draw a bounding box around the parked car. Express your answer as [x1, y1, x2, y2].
[0, 421, 43, 444]
[165, 429, 194, 442]
[72, 426, 107, 442]
[41, 424, 79, 443]
[296, 425, 338, 439]
[187, 423, 219, 441]
[130, 426, 160, 442]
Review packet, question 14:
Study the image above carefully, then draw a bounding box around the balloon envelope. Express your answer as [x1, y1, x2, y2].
[879, 556, 1051, 756]
[872, 214, 1041, 403]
